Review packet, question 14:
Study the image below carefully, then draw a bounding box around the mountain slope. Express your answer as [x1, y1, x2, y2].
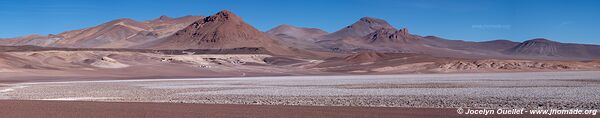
[267, 24, 327, 41]
[314, 17, 436, 53]
[266, 24, 328, 49]
[327, 28, 427, 52]
[0, 16, 203, 48]
[362, 28, 419, 44]
[321, 17, 396, 41]
[504, 38, 600, 59]
[2, 12, 600, 60]
[505, 38, 560, 56]
[311, 17, 600, 59]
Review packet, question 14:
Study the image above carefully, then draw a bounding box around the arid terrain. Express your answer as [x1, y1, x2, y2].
[1, 46, 599, 83]
[1, 10, 600, 118]
[1, 71, 598, 118]
[6, 100, 590, 118]
[2, 71, 599, 109]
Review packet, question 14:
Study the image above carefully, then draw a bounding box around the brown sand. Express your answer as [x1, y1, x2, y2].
[0, 100, 590, 118]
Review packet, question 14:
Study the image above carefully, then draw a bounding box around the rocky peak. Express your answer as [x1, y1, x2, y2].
[398, 28, 409, 35]
[159, 10, 280, 49]
[203, 10, 242, 23]
[151, 15, 173, 22]
[352, 17, 395, 30]
[158, 15, 172, 20]
[359, 17, 389, 25]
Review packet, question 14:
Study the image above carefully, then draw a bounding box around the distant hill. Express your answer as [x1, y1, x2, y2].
[0, 16, 203, 48]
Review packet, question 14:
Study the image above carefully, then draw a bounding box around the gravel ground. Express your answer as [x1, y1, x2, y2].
[2, 71, 599, 109]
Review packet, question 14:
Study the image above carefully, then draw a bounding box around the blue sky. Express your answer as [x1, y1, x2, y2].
[1, 0, 599, 44]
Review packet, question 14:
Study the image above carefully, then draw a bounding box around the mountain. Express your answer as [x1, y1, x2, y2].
[266, 24, 328, 49]
[504, 38, 600, 59]
[327, 27, 427, 52]
[55, 18, 153, 48]
[505, 38, 560, 56]
[321, 17, 396, 41]
[419, 36, 519, 52]
[314, 17, 437, 53]
[151, 10, 278, 49]
[0, 15, 203, 48]
[148, 10, 299, 56]
[2, 11, 600, 60]
[317, 17, 402, 52]
[311, 17, 600, 60]
[0, 34, 55, 46]
[267, 24, 327, 41]
[314, 17, 488, 55]
[311, 16, 600, 60]
[476, 39, 521, 51]
[143, 15, 204, 37]
[417, 36, 522, 58]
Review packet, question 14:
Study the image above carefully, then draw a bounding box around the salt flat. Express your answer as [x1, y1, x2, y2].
[3, 71, 600, 109]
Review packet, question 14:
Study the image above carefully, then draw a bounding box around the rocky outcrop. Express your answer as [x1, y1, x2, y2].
[363, 28, 419, 44]
[438, 60, 572, 71]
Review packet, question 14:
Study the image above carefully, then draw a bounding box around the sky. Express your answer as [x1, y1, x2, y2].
[0, 0, 599, 44]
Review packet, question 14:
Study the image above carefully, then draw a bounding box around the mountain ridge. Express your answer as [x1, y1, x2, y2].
[0, 15, 204, 48]
[1, 10, 599, 60]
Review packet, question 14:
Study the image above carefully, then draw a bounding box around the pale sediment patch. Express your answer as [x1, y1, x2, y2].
[90, 57, 130, 68]
[372, 62, 434, 72]
[39, 97, 122, 101]
[0, 85, 28, 93]
[0, 69, 21, 72]
[0, 85, 29, 99]
[337, 83, 470, 89]
[158, 54, 273, 69]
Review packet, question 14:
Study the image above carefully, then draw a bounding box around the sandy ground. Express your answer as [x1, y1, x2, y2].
[2, 100, 591, 118]
[2, 71, 599, 110]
